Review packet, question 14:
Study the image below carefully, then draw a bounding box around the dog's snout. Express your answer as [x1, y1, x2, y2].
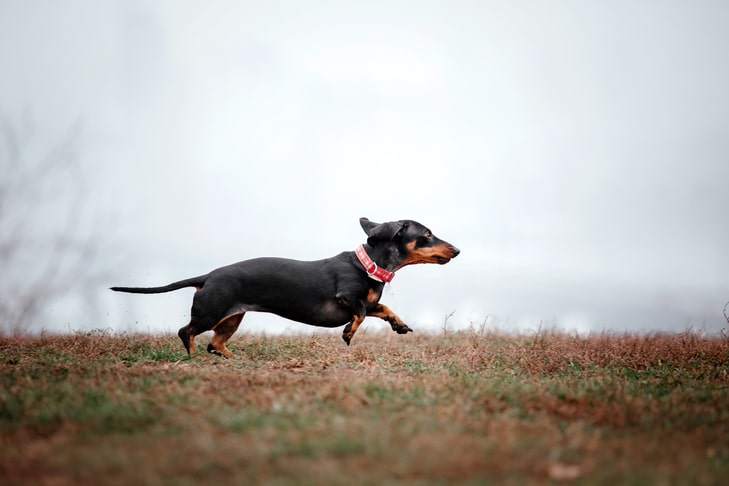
[450, 246, 460, 257]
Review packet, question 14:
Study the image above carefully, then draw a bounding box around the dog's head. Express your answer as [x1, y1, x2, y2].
[359, 217, 460, 270]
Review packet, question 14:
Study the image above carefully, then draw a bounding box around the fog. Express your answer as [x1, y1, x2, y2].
[2, 1, 728, 335]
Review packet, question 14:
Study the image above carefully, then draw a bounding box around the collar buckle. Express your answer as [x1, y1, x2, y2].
[355, 244, 395, 283]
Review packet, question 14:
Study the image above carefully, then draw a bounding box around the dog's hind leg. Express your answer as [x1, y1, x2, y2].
[178, 316, 216, 355]
[178, 323, 197, 355]
[208, 313, 244, 358]
[178, 288, 227, 356]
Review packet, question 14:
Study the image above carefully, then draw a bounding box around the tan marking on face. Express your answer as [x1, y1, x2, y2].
[396, 241, 457, 270]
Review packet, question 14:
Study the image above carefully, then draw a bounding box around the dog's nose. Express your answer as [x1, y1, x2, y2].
[450, 246, 460, 257]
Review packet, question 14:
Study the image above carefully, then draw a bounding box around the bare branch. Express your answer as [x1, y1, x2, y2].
[0, 115, 104, 334]
[443, 310, 456, 336]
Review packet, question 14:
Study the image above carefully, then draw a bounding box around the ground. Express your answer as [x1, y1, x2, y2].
[1, 327, 728, 485]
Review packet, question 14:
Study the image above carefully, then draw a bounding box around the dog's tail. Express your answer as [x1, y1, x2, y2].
[110, 275, 207, 294]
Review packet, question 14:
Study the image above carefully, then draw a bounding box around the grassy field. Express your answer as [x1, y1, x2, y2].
[1, 327, 728, 485]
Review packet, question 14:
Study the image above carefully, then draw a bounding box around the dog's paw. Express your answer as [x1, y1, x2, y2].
[394, 323, 413, 334]
[207, 343, 233, 358]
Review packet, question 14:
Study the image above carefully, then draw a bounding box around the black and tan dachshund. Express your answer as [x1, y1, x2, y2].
[111, 218, 459, 358]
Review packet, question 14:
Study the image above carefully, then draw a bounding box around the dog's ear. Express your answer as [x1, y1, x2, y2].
[359, 217, 379, 235]
[360, 218, 405, 244]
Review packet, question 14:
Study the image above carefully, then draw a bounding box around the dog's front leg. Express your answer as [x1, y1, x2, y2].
[336, 293, 366, 346]
[341, 315, 366, 346]
[367, 304, 413, 335]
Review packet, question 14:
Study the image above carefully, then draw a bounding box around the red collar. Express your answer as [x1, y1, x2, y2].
[355, 244, 395, 283]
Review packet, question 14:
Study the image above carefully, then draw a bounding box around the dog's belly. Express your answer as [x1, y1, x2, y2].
[263, 300, 352, 328]
[210, 256, 365, 328]
[225, 299, 352, 328]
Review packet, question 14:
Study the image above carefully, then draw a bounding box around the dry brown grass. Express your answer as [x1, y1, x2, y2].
[1, 328, 728, 485]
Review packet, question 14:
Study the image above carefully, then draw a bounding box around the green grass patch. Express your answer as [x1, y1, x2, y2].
[1, 329, 728, 485]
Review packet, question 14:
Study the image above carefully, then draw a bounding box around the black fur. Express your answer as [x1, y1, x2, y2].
[111, 218, 459, 357]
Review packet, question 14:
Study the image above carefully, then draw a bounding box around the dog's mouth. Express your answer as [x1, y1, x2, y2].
[436, 246, 460, 264]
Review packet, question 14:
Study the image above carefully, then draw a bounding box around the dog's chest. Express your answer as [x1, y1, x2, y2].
[365, 287, 382, 305]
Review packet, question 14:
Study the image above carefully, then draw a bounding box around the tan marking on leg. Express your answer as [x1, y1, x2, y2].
[367, 303, 402, 322]
[209, 313, 244, 358]
[368, 304, 412, 334]
[342, 314, 365, 345]
[178, 324, 196, 355]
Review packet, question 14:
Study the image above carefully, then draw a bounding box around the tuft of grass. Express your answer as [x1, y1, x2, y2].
[1, 328, 728, 485]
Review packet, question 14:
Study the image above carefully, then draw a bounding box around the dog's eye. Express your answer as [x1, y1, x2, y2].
[424, 232, 433, 239]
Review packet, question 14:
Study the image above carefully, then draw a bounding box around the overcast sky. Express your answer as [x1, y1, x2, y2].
[1, 1, 728, 336]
